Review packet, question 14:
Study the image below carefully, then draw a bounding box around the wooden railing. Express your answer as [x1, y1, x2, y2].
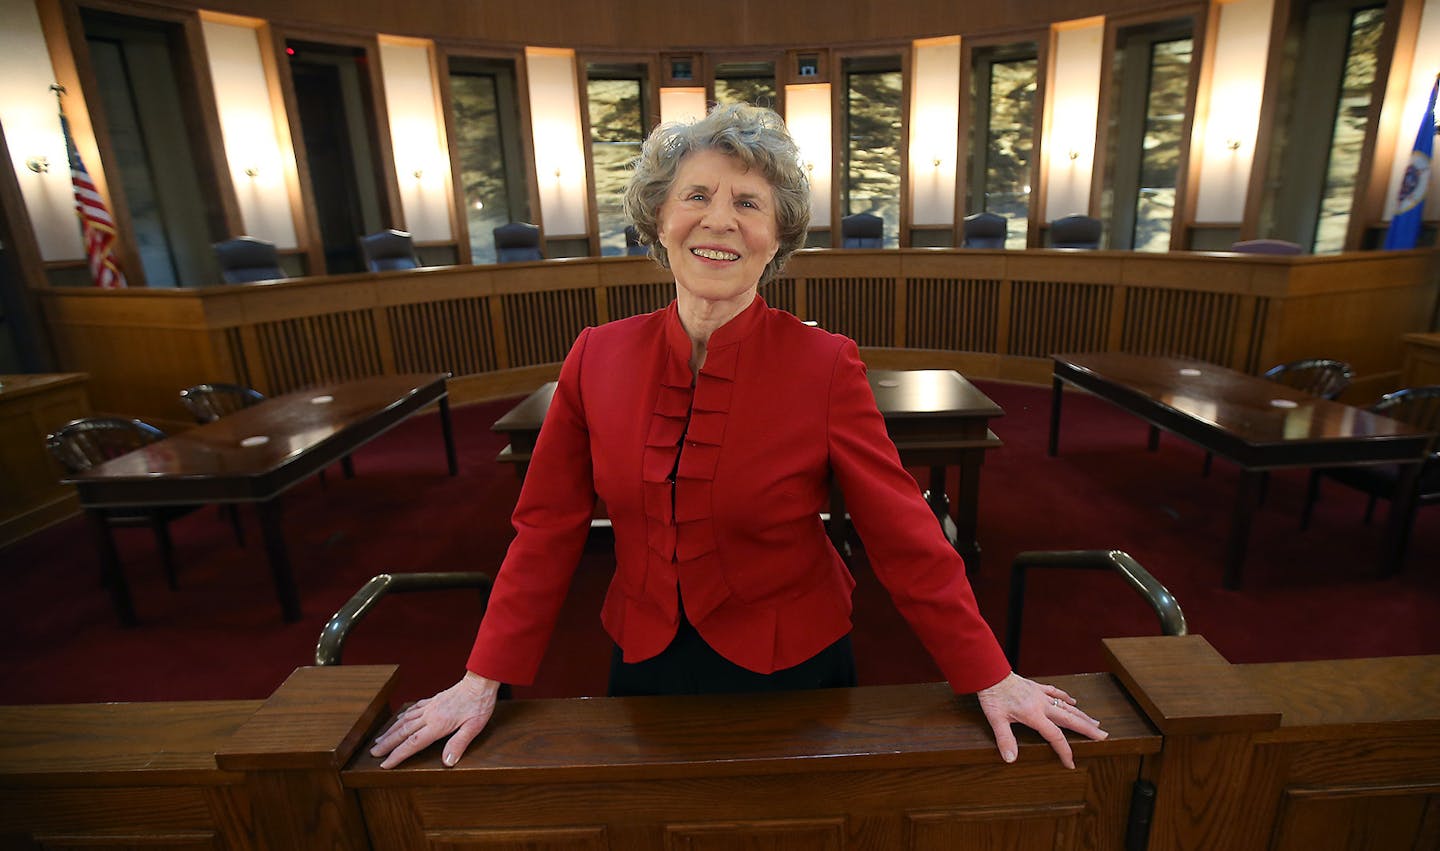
[2, 636, 1437, 849]
[38, 248, 1438, 430]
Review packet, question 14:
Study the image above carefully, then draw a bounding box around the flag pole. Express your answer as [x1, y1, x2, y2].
[52, 81, 129, 288]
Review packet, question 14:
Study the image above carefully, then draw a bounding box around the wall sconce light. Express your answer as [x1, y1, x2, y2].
[244, 165, 260, 178]
[553, 167, 563, 181]
[804, 161, 815, 175]
[1225, 138, 1242, 152]
[412, 168, 425, 180]
[25, 156, 49, 174]
[931, 155, 942, 169]
[1067, 149, 1080, 161]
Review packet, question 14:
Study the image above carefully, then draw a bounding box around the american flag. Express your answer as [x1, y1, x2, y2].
[59, 105, 127, 288]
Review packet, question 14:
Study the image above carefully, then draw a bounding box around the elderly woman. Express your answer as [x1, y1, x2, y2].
[372, 103, 1105, 769]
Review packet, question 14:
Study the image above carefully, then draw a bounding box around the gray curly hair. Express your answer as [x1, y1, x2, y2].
[622, 103, 810, 285]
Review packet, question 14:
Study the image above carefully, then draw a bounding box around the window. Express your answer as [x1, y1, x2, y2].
[967, 45, 1038, 249]
[82, 9, 219, 286]
[289, 40, 388, 273]
[1314, 5, 1385, 252]
[714, 61, 777, 109]
[842, 55, 903, 247]
[448, 56, 529, 265]
[1258, 0, 1386, 252]
[1098, 22, 1194, 251]
[585, 64, 649, 256]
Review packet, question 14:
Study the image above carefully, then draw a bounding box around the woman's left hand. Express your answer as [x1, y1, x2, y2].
[976, 671, 1107, 769]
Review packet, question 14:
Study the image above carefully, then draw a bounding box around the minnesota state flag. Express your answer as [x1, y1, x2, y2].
[1383, 75, 1437, 250]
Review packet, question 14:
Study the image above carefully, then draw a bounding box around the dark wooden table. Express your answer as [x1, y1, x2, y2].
[492, 369, 1003, 568]
[65, 373, 458, 625]
[1049, 352, 1432, 588]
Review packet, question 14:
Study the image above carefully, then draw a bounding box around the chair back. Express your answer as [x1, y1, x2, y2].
[45, 417, 167, 474]
[1262, 359, 1353, 401]
[624, 225, 648, 257]
[1372, 386, 1440, 433]
[179, 383, 266, 424]
[840, 213, 884, 248]
[359, 229, 420, 272]
[493, 222, 544, 263]
[1229, 238, 1304, 255]
[1048, 214, 1102, 249]
[962, 212, 1008, 248]
[213, 237, 286, 284]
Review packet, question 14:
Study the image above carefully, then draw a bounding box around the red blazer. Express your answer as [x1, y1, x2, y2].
[467, 296, 1010, 693]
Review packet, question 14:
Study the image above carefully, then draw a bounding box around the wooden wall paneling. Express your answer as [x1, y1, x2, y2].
[1237, 655, 1440, 849]
[1105, 283, 1127, 351]
[343, 674, 1154, 849]
[0, 698, 263, 848]
[0, 375, 91, 547]
[1401, 332, 1440, 387]
[1104, 636, 1285, 851]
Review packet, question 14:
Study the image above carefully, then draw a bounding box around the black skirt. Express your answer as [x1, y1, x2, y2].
[608, 604, 856, 697]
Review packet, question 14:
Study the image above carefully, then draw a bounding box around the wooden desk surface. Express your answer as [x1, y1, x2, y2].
[64, 373, 448, 505]
[344, 673, 1157, 786]
[1055, 352, 1428, 451]
[0, 700, 261, 786]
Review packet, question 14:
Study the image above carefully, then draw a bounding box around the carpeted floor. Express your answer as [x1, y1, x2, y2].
[2, 379, 1435, 707]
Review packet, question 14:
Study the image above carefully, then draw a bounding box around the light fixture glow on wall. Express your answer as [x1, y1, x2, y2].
[785, 83, 832, 227]
[908, 36, 959, 226]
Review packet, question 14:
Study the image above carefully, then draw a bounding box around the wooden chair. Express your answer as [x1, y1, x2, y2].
[962, 212, 1008, 248]
[1300, 386, 1440, 536]
[213, 236, 287, 284]
[1004, 549, 1186, 667]
[840, 213, 884, 248]
[179, 383, 266, 424]
[45, 417, 199, 590]
[359, 229, 421, 272]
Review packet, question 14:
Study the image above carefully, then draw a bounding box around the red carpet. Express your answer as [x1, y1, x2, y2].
[2, 380, 1436, 707]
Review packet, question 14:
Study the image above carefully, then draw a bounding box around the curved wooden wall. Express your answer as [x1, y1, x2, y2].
[159, 0, 1171, 50]
[39, 248, 1438, 429]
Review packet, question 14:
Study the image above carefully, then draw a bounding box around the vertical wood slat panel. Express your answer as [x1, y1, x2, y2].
[502, 289, 599, 367]
[386, 297, 497, 376]
[1007, 281, 1112, 357]
[250, 310, 383, 395]
[1118, 288, 1242, 365]
[805, 277, 896, 345]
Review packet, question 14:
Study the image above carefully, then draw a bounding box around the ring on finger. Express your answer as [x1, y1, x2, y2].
[1051, 698, 1063, 707]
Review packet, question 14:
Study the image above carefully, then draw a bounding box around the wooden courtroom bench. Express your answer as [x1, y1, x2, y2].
[2, 637, 1437, 849]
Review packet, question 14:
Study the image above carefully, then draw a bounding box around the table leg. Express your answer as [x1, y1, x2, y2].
[89, 509, 136, 627]
[256, 498, 303, 622]
[1048, 375, 1063, 456]
[953, 452, 985, 573]
[1224, 469, 1262, 590]
[439, 394, 459, 476]
[1380, 461, 1422, 577]
[1147, 425, 1161, 452]
[340, 456, 356, 479]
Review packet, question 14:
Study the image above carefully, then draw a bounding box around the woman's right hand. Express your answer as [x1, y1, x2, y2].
[369, 672, 500, 768]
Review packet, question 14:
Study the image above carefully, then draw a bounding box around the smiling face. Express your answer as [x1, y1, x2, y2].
[657, 149, 781, 312]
